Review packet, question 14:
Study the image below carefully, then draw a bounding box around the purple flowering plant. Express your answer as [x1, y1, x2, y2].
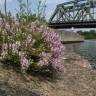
[0, 13, 65, 76]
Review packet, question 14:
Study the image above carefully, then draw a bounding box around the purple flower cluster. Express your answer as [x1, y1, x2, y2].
[11, 41, 21, 54]
[0, 42, 30, 70]
[26, 21, 65, 72]
[1, 43, 8, 59]
[19, 51, 30, 70]
[38, 52, 51, 67]
[29, 20, 40, 32]
[0, 20, 65, 73]
[26, 34, 32, 45]
[0, 17, 4, 28]
[39, 25, 65, 72]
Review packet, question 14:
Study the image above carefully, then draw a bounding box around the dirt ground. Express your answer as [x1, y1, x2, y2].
[0, 51, 96, 96]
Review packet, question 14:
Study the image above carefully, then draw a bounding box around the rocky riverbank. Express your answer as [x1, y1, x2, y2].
[0, 50, 96, 96]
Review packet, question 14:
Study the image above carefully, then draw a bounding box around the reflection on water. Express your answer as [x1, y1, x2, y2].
[65, 40, 96, 69]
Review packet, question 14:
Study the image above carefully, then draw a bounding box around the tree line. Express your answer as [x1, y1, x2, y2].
[77, 30, 96, 39]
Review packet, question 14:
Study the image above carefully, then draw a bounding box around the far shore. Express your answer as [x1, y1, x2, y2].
[84, 39, 96, 41]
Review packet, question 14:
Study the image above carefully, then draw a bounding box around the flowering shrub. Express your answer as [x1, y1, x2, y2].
[0, 15, 65, 75]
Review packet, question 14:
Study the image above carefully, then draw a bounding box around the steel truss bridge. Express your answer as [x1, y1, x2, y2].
[48, 0, 96, 29]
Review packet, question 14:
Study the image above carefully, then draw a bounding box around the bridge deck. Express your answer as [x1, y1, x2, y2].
[48, 21, 96, 29]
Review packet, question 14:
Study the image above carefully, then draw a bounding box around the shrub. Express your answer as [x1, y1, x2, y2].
[0, 15, 65, 75]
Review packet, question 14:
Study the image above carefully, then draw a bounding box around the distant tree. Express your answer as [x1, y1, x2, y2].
[4, 0, 7, 15]
[16, 0, 29, 23]
[77, 30, 83, 34]
[16, 0, 37, 24]
[26, 0, 31, 16]
[26, 0, 32, 22]
[35, 0, 46, 22]
[80, 30, 96, 39]
[17, 0, 26, 17]
[89, 30, 96, 33]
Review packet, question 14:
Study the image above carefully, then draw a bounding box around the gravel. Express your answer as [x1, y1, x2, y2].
[0, 51, 96, 96]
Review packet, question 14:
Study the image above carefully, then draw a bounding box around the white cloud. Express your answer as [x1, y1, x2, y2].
[0, 0, 12, 4]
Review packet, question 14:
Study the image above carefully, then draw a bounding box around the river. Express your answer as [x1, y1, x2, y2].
[65, 40, 96, 69]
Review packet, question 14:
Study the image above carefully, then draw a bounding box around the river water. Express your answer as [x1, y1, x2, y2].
[65, 40, 96, 69]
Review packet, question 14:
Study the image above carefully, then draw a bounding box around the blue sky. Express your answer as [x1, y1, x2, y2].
[0, 0, 69, 20]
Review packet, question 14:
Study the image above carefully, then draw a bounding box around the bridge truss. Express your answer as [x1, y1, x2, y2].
[48, 0, 96, 28]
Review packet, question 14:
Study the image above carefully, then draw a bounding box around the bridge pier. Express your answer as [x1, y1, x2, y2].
[55, 30, 84, 43]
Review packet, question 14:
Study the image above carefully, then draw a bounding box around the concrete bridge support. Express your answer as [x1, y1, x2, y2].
[56, 30, 84, 43]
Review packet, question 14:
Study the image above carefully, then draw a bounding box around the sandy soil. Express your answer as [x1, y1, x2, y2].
[0, 51, 96, 96]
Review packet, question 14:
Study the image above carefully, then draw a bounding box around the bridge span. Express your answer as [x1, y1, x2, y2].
[48, 0, 96, 29]
[48, 21, 96, 29]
